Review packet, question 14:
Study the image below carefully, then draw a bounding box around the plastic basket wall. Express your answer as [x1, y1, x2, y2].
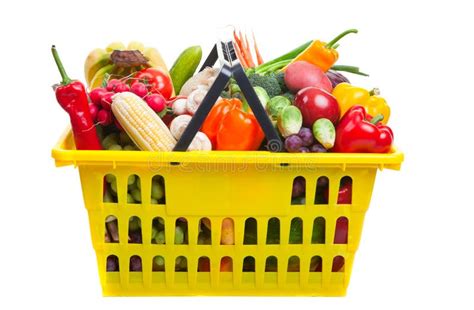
[53, 130, 403, 296]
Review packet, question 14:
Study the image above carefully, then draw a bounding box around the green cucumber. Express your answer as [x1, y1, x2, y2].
[169, 46, 202, 94]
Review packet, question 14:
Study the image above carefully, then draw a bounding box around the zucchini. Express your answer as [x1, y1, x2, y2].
[169, 46, 202, 94]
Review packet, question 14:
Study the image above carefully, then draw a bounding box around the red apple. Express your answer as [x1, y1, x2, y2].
[294, 87, 340, 127]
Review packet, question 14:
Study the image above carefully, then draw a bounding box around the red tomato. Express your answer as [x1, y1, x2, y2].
[132, 68, 173, 99]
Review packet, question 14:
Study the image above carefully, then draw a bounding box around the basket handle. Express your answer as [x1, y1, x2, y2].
[173, 42, 283, 152]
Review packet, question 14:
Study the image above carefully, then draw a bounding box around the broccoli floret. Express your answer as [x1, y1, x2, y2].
[270, 71, 288, 93]
[247, 73, 281, 98]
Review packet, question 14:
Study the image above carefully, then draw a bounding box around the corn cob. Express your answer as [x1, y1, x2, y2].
[111, 92, 176, 151]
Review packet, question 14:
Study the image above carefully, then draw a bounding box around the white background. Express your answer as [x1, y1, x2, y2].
[1, 0, 473, 308]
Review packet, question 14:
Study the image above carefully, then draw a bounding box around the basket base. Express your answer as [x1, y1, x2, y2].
[102, 272, 348, 296]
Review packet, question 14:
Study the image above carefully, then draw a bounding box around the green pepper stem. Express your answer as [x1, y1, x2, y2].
[332, 43, 340, 49]
[331, 65, 369, 76]
[326, 29, 358, 49]
[369, 88, 380, 96]
[255, 40, 311, 72]
[51, 45, 71, 85]
[370, 114, 384, 124]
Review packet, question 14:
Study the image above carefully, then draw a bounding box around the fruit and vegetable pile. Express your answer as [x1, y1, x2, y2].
[52, 28, 394, 154]
[51, 28, 396, 273]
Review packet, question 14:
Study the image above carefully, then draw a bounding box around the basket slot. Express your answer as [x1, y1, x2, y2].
[197, 256, 210, 272]
[315, 176, 329, 205]
[289, 218, 303, 244]
[287, 256, 300, 272]
[103, 174, 118, 203]
[285, 256, 300, 286]
[151, 217, 165, 244]
[198, 218, 211, 245]
[105, 215, 119, 243]
[266, 217, 280, 245]
[265, 256, 278, 272]
[311, 217, 326, 244]
[220, 218, 235, 245]
[127, 174, 141, 204]
[130, 255, 142, 272]
[265, 256, 278, 286]
[152, 256, 165, 272]
[243, 256, 255, 272]
[309, 255, 322, 273]
[334, 217, 348, 244]
[332, 256, 345, 272]
[151, 175, 166, 205]
[175, 218, 188, 245]
[337, 176, 352, 204]
[291, 176, 306, 205]
[128, 216, 142, 244]
[220, 256, 233, 272]
[175, 256, 188, 272]
[106, 255, 119, 272]
[243, 218, 257, 245]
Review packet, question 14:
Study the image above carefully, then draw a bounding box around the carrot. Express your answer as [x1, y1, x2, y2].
[233, 30, 243, 51]
[233, 40, 248, 68]
[252, 32, 264, 65]
[242, 32, 255, 67]
[233, 30, 249, 67]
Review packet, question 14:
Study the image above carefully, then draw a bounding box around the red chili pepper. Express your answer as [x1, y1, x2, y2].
[333, 105, 393, 153]
[52, 46, 102, 150]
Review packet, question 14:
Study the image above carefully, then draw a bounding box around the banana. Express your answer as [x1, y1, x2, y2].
[84, 48, 111, 85]
[105, 42, 126, 52]
[90, 64, 114, 90]
[84, 42, 171, 90]
[143, 47, 169, 74]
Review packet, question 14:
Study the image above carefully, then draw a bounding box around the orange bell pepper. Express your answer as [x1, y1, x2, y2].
[201, 98, 264, 151]
[286, 29, 358, 72]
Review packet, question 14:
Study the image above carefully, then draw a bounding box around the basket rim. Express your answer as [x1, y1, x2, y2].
[52, 127, 404, 170]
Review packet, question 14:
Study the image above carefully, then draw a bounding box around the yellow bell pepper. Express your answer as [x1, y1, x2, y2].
[332, 83, 391, 124]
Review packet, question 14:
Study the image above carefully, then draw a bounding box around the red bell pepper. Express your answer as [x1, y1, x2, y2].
[51, 46, 102, 150]
[201, 98, 264, 151]
[333, 105, 393, 153]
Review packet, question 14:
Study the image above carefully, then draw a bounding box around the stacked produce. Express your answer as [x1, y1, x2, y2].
[52, 29, 396, 274]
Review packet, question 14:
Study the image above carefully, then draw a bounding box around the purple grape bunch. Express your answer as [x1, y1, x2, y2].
[284, 127, 327, 153]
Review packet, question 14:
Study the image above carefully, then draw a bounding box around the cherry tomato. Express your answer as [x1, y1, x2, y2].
[133, 68, 173, 99]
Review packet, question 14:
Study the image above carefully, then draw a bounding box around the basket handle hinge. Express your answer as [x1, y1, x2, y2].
[173, 41, 282, 152]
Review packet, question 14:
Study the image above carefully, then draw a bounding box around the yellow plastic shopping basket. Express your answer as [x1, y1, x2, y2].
[52, 129, 403, 296]
[51, 41, 403, 296]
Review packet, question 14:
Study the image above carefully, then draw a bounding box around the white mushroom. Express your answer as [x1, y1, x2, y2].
[170, 114, 192, 140]
[169, 115, 213, 151]
[188, 132, 212, 151]
[179, 67, 219, 96]
[186, 86, 208, 115]
[171, 97, 188, 115]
